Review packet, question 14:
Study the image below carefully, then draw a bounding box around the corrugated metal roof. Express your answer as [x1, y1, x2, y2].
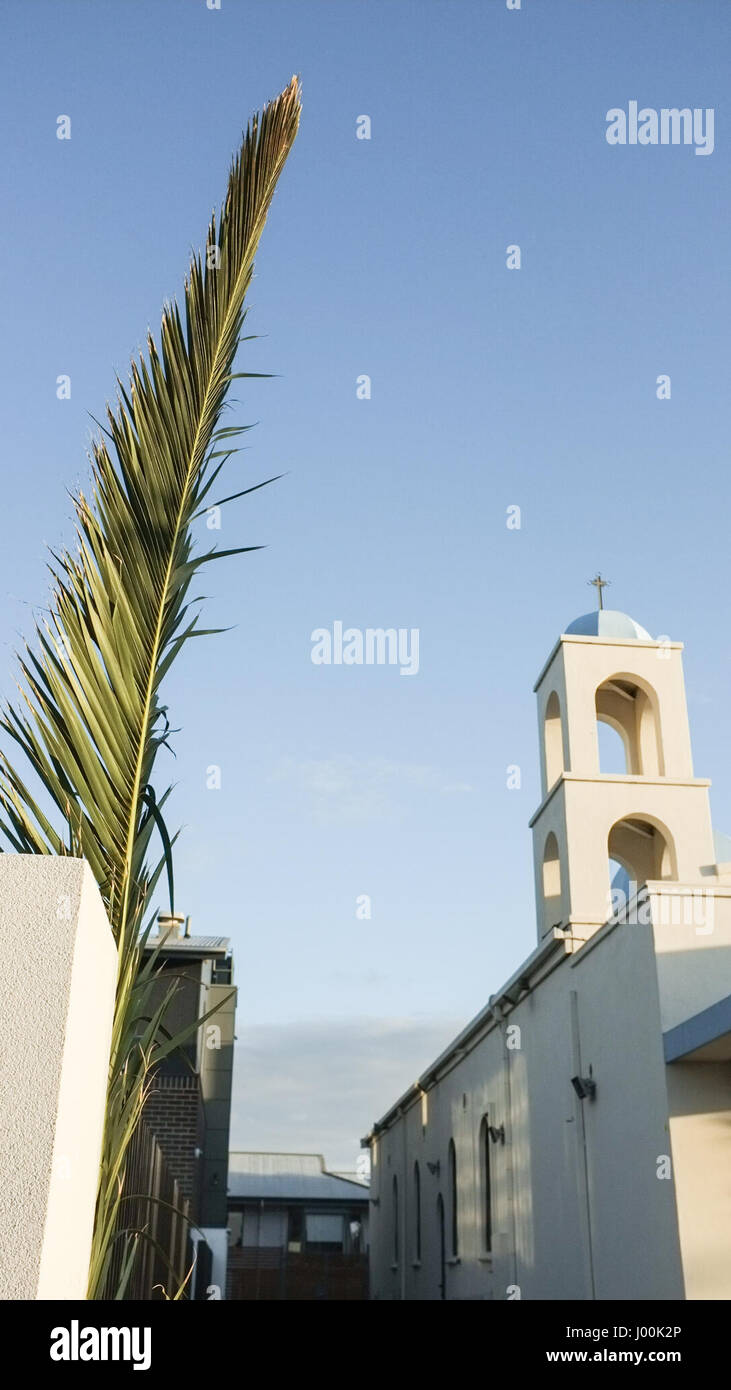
[227, 1152, 369, 1202]
[144, 935, 230, 955]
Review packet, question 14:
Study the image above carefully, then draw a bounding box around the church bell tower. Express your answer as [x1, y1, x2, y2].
[530, 583, 717, 943]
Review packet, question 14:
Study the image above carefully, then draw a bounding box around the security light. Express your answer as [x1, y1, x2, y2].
[426, 1160, 441, 1177]
[488, 1124, 505, 1145]
[571, 1069, 596, 1101]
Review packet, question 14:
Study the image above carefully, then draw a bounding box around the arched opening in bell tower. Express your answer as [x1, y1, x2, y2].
[595, 675, 664, 777]
[543, 691, 565, 789]
[607, 815, 676, 903]
[541, 831, 563, 933]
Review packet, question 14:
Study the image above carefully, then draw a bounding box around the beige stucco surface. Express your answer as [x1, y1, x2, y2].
[666, 1062, 731, 1300]
[0, 856, 116, 1299]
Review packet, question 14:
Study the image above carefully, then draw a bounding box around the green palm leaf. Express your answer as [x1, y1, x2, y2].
[0, 76, 300, 1298]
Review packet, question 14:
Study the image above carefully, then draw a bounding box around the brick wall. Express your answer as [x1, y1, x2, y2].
[144, 1074, 205, 1219]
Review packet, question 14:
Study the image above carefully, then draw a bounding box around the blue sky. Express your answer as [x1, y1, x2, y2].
[1, 0, 730, 1166]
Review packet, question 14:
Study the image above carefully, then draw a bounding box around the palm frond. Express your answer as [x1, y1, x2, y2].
[0, 76, 301, 1298]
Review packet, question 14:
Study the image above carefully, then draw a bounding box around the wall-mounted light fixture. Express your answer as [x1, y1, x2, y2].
[426, 1160, 441, 1177]
[571, 1066, 596, 1101]
[488, 1124, 505, 1145]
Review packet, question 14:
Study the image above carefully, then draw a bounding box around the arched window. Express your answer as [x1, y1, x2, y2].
[413, 1162, 422, 1261]
[607, 816, 676, 907]
[544, 691, 565, 789]
[595, 676, 664, 777]
[392, 1175, 399, 1265]
[479, 1116, 493, 1254]
[542, 831, 562, 933]
[448, 1139, 458, 1257]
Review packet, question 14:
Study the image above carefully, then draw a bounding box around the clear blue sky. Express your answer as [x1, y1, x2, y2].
[1, 0, 730, 1166]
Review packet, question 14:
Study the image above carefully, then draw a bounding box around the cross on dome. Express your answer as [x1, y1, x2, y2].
[588, 573, 610, 611]
[565, 578, 652, 640]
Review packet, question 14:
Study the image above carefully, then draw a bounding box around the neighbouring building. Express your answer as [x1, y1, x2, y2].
[140, 913, 236, 1298]
[227, 1152, 369, 1300]
[365, 602, 731, 1301]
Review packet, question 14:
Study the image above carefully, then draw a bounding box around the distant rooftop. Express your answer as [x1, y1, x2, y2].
[143, 933, 231, 956]
[228, 1152, 369, 1202]
[143, 912, 231, 957]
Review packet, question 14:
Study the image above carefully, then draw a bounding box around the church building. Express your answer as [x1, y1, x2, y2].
[365, 600, 731, 1300]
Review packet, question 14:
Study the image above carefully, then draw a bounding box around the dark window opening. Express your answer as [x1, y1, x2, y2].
[287, 1206, 304, 1252]
[448, 1139, 458, 1257]
[481, 1116, 492, 1253]
[414, 1162, 422, 1261]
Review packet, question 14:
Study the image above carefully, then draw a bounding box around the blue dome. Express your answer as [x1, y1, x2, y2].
[564, 609, 652, 640]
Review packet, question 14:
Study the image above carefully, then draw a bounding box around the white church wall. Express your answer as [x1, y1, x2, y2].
[370, 916, 686, 1301]
[566, 918, 685, 1300]
[494, 962, 590, 1301]
[651, 884, 731, 1031]
[665, 1061, 731, 1301]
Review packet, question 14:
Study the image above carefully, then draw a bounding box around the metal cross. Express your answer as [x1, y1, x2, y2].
[588, 573, 610, 610]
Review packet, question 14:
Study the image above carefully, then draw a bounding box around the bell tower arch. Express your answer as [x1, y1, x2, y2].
[530, 603, 716, 944]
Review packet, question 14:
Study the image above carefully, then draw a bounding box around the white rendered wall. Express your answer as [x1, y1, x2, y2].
[0, 856, 116, 1299]
[369, 913, 687, 1301]
[666, 1062, 731, 1301]
[652, 885, 731, 1031]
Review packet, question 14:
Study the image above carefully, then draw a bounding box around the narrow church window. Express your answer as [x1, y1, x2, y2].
[414, 1161, 422, 1261]
[392, 1175, 399, 1265]
[544, 691, 564, 788]
[448, 1139, 458, 1257]
[542, 831, 562, 932]
[480, 1116, 492, 1253]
